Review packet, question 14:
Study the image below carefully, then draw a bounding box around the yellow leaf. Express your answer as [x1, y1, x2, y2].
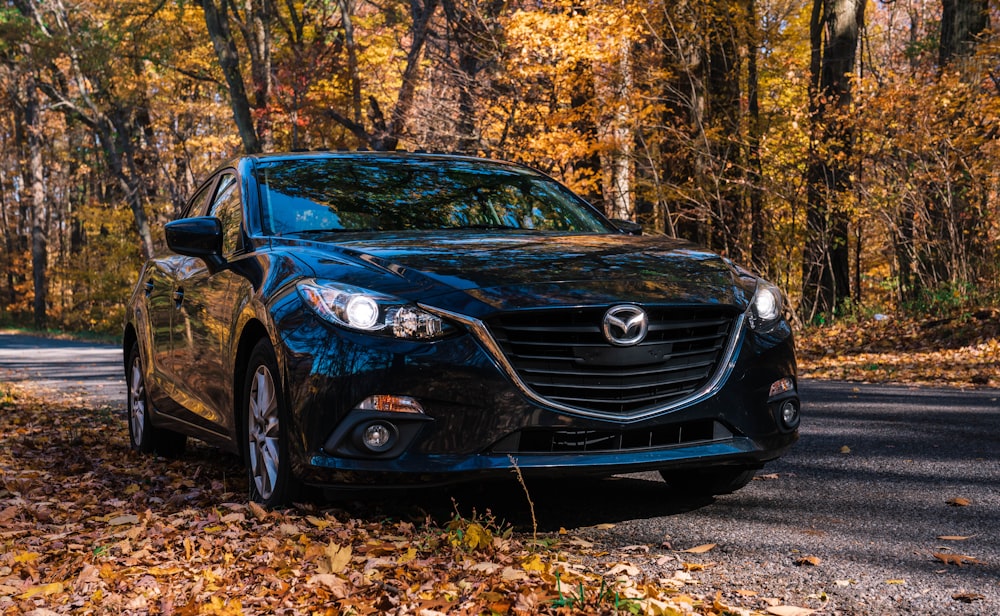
[464, 523, 493, 551]
[19, 582, 64, 599]
[324, 542, 352, 574]
[946, 497, 971, 507]
[794, 556, 821, 566]
[840, 445, 851, 454]
[307, 515, 333, 530]
[398, 546, 418, 564]
[14, 552, 41, 564]
[681, 543, 716, 554]
[124, 483, 141, 495]
[521, 554, 546, 573]
[886, 579, 906, 585]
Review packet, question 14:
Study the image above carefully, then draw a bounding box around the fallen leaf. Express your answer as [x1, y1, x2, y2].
[682, 562, 707, 572]
[794, 556, 821, 566]
[945, 497, 971, 507]
[464, 523, 492, 551]
[933, 553, 978, 567]
[308, 574, 349, 598]
[767, 606, 815, 616]
[248, 501, 268, 521]
[14, 551, 41, 563]
[306, 515, 333, 530]
[18, 582, 64, 599]
[886, 579, 906, 585]
[324, 542, 353, 574]
[937, 535, 973, 541]
[840, 445, 851, 454]
[520, 554, 545, 573]
[107, 514, 139, 526]
[607, 563, 640, 577]
[952, 592, 985, 603]
[681, 543, 716, 554]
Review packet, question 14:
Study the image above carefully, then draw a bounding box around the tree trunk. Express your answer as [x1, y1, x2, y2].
[939, 0, 989, 66]
[802, 0, 864, 321]
[746, 0, 768, 275]
[338, 0, 363, 125]
[23, 73, 47, 329]
[201, 0, 261, 153]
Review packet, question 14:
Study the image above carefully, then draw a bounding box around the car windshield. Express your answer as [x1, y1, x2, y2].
[256, 156, 614, 235]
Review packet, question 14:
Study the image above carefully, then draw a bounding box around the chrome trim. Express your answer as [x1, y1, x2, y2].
[420, 304, 747, 423]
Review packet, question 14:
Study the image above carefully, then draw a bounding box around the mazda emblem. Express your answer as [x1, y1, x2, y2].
[602, 305, 648, 346]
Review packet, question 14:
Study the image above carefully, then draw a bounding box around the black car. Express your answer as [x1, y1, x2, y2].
[123, 152, 799, 507]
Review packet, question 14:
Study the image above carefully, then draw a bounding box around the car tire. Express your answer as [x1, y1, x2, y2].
[659, 467, 756, 496]
[126, 341, 187, 458]
[244, 338, 298, 508]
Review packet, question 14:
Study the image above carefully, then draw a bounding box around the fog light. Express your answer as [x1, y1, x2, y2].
[769, 377, 795, 398]
[361, 421, 397, 452]
[779, 399, 800, 428]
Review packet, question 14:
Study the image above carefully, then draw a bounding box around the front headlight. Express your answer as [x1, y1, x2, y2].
[297, 279, 453, 340]
[747, 279, 784, 332]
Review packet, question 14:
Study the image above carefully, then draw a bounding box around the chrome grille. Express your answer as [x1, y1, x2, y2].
[485, 306, 737, 416]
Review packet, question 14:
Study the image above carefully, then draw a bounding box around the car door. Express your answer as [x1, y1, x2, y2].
[144, 180, 217, 417]
[168, 171, 245, 439]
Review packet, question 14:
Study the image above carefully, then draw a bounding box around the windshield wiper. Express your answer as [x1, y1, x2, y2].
[444, 224, 521, 231]
[285, 228, 376, 235]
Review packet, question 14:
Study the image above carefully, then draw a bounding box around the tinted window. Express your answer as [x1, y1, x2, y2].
[256, 157, 613, 235]
[184, 180, 217, 219]
[209, 173, 244, 256]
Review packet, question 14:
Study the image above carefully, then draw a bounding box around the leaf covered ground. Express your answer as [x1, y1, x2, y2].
[0, 385, 821, 616]
[796, 309, 1000, 388]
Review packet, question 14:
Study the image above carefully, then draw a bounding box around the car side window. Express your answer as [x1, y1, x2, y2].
[184, 180, 216, 219]
[209, 173, 244, 257]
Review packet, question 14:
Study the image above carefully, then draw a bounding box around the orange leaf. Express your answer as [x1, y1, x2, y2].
[681, 543, 716, 554]
[933, 553, 978, 567]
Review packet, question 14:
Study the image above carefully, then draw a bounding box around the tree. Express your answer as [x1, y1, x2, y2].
[801, 0, 865, 321]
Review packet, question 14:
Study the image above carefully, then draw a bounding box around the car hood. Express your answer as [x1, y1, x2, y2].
[281, 232, 750, 314]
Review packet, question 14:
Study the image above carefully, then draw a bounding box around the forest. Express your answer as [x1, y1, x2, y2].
[0, 0, 997, 335]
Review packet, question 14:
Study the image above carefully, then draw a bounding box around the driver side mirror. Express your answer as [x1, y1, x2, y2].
[165, 216, 227, 273]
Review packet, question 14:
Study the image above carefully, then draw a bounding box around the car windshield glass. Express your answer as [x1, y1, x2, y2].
[256, 157, 614, 235]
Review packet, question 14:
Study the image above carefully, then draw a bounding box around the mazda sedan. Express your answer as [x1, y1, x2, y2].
[123, 152, 799, 507]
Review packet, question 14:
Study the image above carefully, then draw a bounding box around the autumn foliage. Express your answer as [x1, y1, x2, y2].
[0, 0, 998, 334]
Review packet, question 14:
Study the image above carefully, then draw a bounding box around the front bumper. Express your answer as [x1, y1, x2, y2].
[276, 309, 798, 487]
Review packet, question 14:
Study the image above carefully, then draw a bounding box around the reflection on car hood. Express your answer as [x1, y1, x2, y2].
[289, 232, 746, 311]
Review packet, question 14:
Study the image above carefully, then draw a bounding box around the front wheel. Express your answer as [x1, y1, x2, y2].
[243, 339, 298, 507]
[126, 341, 186, 458]
[659, 467, 756, 496]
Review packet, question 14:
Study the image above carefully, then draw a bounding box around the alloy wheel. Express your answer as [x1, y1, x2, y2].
[128, 354, 146, 447]
[247, 364, 281, 501]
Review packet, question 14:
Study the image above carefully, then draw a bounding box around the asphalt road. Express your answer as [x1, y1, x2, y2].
[0, 333, 996, 614]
